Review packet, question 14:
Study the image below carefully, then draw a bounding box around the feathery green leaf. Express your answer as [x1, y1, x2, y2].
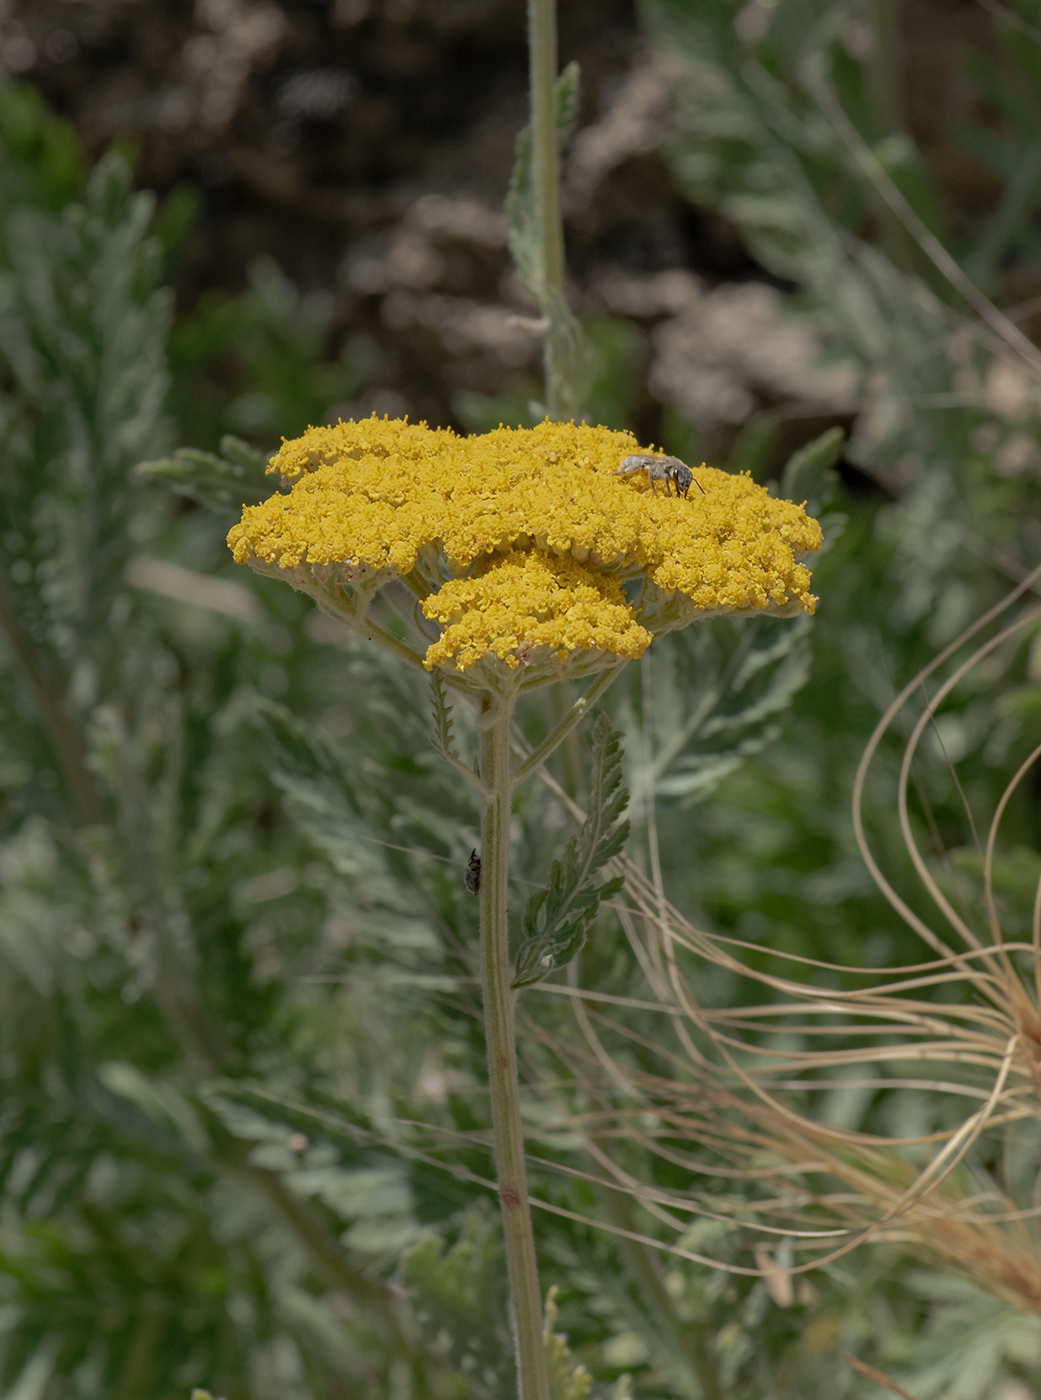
[137, 437, 270, 513]
[513, 714, 628, 988]
[429, 669, 461, 766]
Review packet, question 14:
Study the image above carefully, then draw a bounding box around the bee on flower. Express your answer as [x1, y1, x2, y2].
[615, 452, 703, 498]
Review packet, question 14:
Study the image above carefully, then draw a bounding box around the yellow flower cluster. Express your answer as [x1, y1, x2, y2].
[227, 416, 822, 680]
[423, 552, 652, 673]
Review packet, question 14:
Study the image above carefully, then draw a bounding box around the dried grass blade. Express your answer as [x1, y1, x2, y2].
[842, 1354, 920, 1400]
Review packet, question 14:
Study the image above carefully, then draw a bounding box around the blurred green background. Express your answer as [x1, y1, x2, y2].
[1, 1, 1041, 1396]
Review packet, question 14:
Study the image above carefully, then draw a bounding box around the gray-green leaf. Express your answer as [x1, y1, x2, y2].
[780, 425, 844, 518]
[429, 670, 461, 766]
[137, 434, 271, 513]
[513, 713, 628, 988]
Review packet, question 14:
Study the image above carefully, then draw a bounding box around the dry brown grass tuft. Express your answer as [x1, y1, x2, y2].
[516, 563, 1041, 1315]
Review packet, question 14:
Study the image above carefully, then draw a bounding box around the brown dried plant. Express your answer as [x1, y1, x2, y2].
[516, 562, 1041, 1320]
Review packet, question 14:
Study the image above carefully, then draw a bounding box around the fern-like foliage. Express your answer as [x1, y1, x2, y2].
[137, 435, 271, 513]
[513, 714, 628, 989]
[543, 1287, 634, 1400]
[544, 1286, 593, 1400]
[621, 612, 811, 809]
[428, 668, 457, 757]
[780, 425, 843, 521]
[402, 1209, 514, 1398]
[0, 132, 170, 709]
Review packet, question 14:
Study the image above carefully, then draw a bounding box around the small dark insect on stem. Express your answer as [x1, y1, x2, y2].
[464, 849, 481, 895]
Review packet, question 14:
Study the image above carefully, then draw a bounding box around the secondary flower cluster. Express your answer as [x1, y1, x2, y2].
[227, 416, 822, 684]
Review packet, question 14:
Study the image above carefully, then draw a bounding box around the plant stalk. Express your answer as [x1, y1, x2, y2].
[479, 693, 550, 1400]
[528, 0, 575, 419]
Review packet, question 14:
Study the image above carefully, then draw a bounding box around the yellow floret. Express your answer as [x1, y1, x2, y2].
[227, 415, 823, 677]
[268, 416, 455, 483]
[422, 552, 652, 674]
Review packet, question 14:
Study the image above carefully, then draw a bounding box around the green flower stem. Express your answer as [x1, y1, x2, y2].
[478, 693, 550, 1400]
[352, 611, 429, 670]
[351, 601, 481, 698]
[528, 0, 572, 418]
[511, 664, 625, 790]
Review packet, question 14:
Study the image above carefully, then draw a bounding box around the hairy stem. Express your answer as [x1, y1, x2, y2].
[528, 0, 576, 418]
[479, 693, 550, 1400]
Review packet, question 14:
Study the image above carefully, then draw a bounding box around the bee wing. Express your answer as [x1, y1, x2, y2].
[615, 454, 655, 476]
